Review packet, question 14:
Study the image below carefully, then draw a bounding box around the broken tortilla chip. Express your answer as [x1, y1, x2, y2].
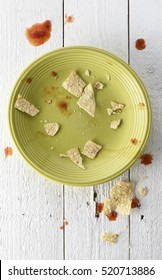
[111, 181, 135, 215]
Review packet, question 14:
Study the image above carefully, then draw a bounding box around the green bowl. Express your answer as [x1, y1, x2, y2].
[8, 46, 152, 186]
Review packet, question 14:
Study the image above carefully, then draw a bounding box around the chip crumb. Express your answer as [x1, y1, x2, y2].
[44, 122, 60, 136]
[107, 101, 125, 116]
[85, 69, 91, 76]
[111, 101, 124, 111]
[94, 81, 104, 90]
[100, 233, 119, 244]
[51, 147, 54, 150]
[141, 175, 148, 180]
[47, 99, 52, 104]
[110, 119, 122, 129]
[107, 108, 114, 116]
[106, 73, 111, 81]
[59, 153, 68, 158]
[138, 187, 148, 197]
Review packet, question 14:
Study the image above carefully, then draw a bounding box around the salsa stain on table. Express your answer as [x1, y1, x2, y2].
[135, 38, 146, 50]
[25, 20, 52, 46]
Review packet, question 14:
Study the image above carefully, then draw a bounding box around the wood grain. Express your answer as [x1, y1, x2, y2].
[64, 0, 130, 260]
[0, 0, 64, 260]
[129, 0, 162, 259]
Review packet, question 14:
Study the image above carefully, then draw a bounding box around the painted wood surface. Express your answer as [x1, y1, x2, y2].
[0, 0, 161, 260]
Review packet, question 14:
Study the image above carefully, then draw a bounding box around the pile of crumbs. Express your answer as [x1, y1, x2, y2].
[99, 180, 145, 244]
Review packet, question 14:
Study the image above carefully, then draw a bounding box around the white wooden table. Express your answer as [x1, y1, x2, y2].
[0, 0, 162, 260]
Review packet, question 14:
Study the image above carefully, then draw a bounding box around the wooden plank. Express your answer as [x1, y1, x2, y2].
[129, 0, 162, 259]
[0, 0, 64, 259]
[64, 0, 129, 259]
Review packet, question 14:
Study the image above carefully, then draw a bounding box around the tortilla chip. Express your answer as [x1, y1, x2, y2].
[62, 71, 86, 97]
[82, 140, 102, 159]
[66, 147, 85, 169]
[111, 181, 135, 215]
[14, 95, 39, 116]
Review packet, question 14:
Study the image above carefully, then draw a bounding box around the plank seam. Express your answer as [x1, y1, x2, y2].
[62, 0, 65, 47]
[128, 0, 131, 260]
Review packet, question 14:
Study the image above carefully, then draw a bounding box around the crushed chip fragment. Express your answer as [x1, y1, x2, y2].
[82, 140, 102, 159]
[94, 81, 104, 89]
[100, 233, 119, 243]
[106, 73, 111, 81]
[62, 71, 86, 97]
[14, 95, 39, 116]
[110, 119, 122, 129]
[107, 101, 125, 116]
[138, 187, 148, 197]
[111, 101, 124, 111]
[85, 69, 91, 76]
[107, 108, 114, 116]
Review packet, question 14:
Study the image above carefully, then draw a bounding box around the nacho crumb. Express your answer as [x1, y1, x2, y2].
[138, 187, 148, 197]
[110, 119, 122, 129]
[100, 233, 119, 243]
[94, 81, 104, 89]
[85, 69, 91, 76]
